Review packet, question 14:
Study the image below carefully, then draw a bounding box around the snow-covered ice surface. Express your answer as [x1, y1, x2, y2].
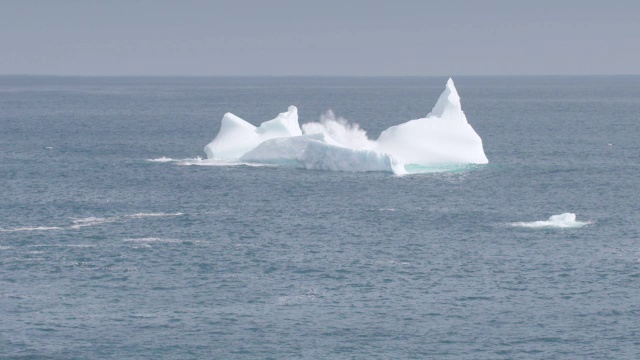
[511, 213, 592, 229]
[204, 78, 487, 174]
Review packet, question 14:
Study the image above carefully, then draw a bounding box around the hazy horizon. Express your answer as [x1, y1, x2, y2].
[2, 0, 639, 76]
[3, 74, 640, 78]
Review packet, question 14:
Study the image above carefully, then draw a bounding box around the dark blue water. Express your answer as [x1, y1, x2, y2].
[1, 76, 640, 359]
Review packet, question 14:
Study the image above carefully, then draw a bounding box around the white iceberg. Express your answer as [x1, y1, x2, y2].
[204, 78, 488, 174]
[511, 213, 592, 229]
[204, 106, 301, 160]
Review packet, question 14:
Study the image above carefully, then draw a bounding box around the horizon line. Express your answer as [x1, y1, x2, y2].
[1, 73, 639, 78]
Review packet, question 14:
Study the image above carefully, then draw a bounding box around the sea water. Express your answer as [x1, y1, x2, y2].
[1, 76, 639, 359]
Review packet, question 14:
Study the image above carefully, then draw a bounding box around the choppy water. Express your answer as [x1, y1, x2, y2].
[1, 76, 640, 359]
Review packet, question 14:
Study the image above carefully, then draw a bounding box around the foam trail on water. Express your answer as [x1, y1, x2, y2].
[147, 157, 271, 167]
[69, 217, 113, 229]
[124, 212, 183, 219]
[3, 212, 185, 232]
[29, 244, 97, 248]
[146, 156, 175, 162]
[0, 226, 62, 233]
[123, 237, 184, 244]
[123, 237, 209, 248]
[511, 213, 592, 229]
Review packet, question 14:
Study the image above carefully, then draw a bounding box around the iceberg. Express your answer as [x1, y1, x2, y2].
[204, 78, 488, 174]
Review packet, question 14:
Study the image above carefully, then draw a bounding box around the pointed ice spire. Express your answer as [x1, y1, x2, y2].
[427, 78, 467, 123]
[256, 105, 302, 136]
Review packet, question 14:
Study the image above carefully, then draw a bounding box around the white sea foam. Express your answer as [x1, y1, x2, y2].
[72, 217, 106, 224]
[124, 212, 183, 219]
[123, 237, 208, 246]
[69, 217, 113, 229]
[29, 244, 97, 248]
[373, 259, 411, 266]
[3, 212, 185, 233]
[147, 156, 271, 167]
[147, 156, 205, 164]
[0, 226, 62, 232]
[13, 257, 46, 262]
[71, 213, 182, 227]
[177, 159, 272, 167]
[123, 237, 184, 244]
[511, 213, 592, 229]
[147, 156, 174, 162]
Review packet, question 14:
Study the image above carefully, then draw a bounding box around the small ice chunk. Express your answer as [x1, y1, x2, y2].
[511, 213, 592, 228]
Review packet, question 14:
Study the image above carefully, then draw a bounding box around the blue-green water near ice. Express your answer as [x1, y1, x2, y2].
[1, 76, 640, 359]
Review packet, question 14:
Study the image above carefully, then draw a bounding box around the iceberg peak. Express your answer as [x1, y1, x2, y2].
[256, 105, 301, 136]
[427, 77, 465, 122]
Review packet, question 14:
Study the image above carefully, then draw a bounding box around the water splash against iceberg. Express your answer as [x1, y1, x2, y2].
[302, 110, 376, 150]
[204, 78, 488, 174]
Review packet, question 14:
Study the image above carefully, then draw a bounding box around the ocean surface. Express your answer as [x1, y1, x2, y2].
[1, 75, 639, 359]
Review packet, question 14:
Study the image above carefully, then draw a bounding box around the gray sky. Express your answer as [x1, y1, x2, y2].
[1, 0, 638, 76]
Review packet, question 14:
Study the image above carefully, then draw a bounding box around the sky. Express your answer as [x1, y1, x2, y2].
[1, 0, 638, 76]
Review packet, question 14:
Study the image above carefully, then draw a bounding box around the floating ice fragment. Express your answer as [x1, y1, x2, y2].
[511, 213, 592, 229]
[204, 78, 488, 174]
